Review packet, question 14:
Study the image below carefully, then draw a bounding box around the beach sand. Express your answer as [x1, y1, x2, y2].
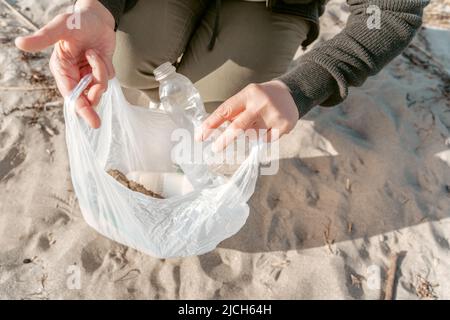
[0, 0, 449, 299]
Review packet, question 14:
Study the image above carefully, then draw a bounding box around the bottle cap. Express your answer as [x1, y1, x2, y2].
[154, 62, 176, 81]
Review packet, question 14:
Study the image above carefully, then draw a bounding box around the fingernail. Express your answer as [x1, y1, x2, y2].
[14, 37, 24, 47]
[86, 50, 96, 60]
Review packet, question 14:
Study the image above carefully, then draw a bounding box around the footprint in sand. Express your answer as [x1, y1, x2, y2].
[37, 234, 51, 251]
[36, 232, 57, 251]
[344, 265, 365, 299]
[266, 209, 299, 251]
[149, 260, 182, 299]
[198, 251, 236, 282]
[80, 240, 110, 274]
[430, 224, 450, 250]
[255, 252, 290, 284]
[0, 146, 26, 182]
[197, 251, 255, 298]
[43, 211, 71, 226]
[0, 118, 26, 182]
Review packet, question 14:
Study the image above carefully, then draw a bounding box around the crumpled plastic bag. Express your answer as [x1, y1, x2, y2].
[64, 74, 260, 258]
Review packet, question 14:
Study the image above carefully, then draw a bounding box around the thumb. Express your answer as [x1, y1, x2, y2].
[15, 13, 70, 52]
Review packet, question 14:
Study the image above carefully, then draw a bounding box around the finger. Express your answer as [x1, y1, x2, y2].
[52, 69, 101, 129]
[75, 94, 102, 129]
[50, 50, 101, 128]
[244, 128, 274, 143]
[104, 55, 115, 79]
[263, 128, 282, 143]
[88, 50, 115, 79]
[263, 129, 272, 143]
[49, 48, 78, 97]
[87, 83, 105, 106]
[247, 118, 268, 140]
[197, 91, 246, 141]
[15, 13, 70, 52]
[211, 110, 255, 152]
[85, 49, 108, 107]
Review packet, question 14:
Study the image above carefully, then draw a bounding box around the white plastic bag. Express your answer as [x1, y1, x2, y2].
[64, 74, 260, 258]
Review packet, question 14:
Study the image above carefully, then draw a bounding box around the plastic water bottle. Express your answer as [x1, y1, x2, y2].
[154, 62, 221, 187]
[154, 62, 207, 130]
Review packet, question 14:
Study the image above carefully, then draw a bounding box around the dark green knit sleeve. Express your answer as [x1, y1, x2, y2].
[277, 0, 429, 117]
[98, 0, 138, 27]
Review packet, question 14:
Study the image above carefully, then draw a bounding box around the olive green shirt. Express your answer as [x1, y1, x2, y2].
[99, 0, 429, 117]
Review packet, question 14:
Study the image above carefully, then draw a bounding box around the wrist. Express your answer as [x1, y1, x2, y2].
[263, 80, 300, 119]
[75, 0, 115, 30]
[270, 79, 291, 91]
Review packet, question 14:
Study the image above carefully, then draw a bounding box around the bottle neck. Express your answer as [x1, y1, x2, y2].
[154, 62, 176, 82]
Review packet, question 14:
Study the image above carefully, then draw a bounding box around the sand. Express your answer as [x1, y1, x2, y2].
[107, 169, 165, 199]
[0, 0, 449, 299]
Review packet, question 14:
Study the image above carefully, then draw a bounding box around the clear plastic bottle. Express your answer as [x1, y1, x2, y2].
[154, 62, 220, 187]
[154, 62, 207, 130]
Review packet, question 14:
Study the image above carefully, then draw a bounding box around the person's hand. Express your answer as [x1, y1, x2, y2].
[15, 0, 116, 128]
[197, 80, 299, 151]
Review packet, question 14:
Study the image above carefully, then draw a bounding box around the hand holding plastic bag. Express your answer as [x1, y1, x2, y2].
[64, 71, 261, 258]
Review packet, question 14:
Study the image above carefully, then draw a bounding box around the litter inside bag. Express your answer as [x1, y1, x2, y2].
[64, 74, 261, 258]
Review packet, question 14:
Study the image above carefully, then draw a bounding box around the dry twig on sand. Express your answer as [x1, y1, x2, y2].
[384, 252, 401, 300]
[347, 221, 353, 234]
[0, 86, 57, 91]
[323, 219, 334, 254]
[1, 0, 39, 31]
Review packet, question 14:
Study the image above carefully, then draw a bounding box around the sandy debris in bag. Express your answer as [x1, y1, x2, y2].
[107, 169, 164, 199]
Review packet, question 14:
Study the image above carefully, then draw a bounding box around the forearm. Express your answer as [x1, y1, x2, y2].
[75, 0, 116, 29]
[278, 0, 429, 117]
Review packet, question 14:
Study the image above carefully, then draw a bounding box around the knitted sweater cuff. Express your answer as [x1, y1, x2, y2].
[277, 61, 341, 118]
